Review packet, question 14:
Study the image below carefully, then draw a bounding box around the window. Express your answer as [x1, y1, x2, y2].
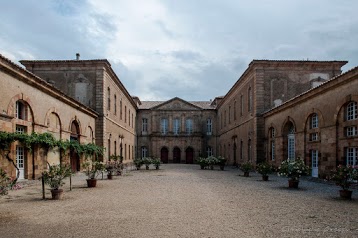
[270, 128, 275, 161]
[310, 133, 319, 141]
[288, 126, 295, 161]
[141, 147, 148, 158]
[240, 95, 243, 116]
[206, 118, 212, 135]
[124, 106, 127, 123]
[311, 113, 318, 129]
[224, 110, 226, 126]
[248, 139, 252, 161]
[240, 140, 243, 161]
[16, 101, 27, 120]
[174, 118, 180, 135]
[220, 113, 223, 129]
[124, 144, 127, 160]
[129, 110, 131, 126]
[161, 118, 168, 135]
[114, 141, 117, 156]
[132, 114, 134, 128]
[229, 106, 231, 124]
[16, 125, 26, 134]
[108, 139, 111, 159]
[186, 119, 193, 135]
[347, 101, 357, 121]
[142, 118, 148, 132]
[234, 100, 237, 120]
[346, 147, 357, 166]
[120, 99, 123, 120]
[107, 87, 110, 111]
[248, 87, 252, 112]
[346, 126, 358, 137]
[207, 146, 213, 157]
[114, 95, 117, 115]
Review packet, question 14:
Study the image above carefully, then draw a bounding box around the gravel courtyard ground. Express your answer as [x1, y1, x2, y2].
[1, 164, 358, 238]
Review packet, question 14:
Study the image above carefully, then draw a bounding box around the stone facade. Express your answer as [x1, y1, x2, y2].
[0, 54, 97, 179]
[216, 60, 347, 166]
[264, 66, 358, 178]
[21, 58, 137, 164]
[136, 98, 217, 163]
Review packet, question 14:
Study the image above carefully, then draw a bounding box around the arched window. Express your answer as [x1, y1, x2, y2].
[346, 101, 357, 121]
[16, 101, 28, 120]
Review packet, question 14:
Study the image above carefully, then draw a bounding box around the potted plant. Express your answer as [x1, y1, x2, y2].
[278, 158, 309, 188]
[152, 158, 161, 170]
[82, 160, 106, 187]
[142, 157, 152, 170]
[42, 164, 72, 200]
[329, 165, 358, 199]
[105, 160, 116, 179]
[256, 162, 274, 181]
[134, 158, 143, 170]
[217, 156, 227, 171]
[0, 168, 21, 196]
[196, 157, 208, 170]
[240, 161, 254, 177]
[206, 156, 218, 170]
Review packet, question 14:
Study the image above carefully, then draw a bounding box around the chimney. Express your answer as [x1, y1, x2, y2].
[76, 53, 80, 60]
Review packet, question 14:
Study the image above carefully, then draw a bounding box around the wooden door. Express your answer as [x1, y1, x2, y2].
[186, 147, 194, 164]
[173, 147, 181, 163]
[161, 147, 169, 164]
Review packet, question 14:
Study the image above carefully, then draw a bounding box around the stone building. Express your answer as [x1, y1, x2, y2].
[21, 56, 137, 163]
[136, 97, 217, 163]
[264, 66, 358, 178]
[216, 60, 347, 166]
[0, 54, 97, 179]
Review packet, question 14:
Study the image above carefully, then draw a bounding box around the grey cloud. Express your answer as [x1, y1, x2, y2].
[155, 20, 175, 38]
[171, 50, 202, 62]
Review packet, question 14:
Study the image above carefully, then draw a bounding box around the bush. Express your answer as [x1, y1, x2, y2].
[256, 162, 274, 176]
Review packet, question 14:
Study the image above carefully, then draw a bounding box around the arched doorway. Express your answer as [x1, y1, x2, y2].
[185, 147, 194, 164]
[160, 147, 169, 164]
[70, 121, 80, 172]
[173, 147, 181, 163]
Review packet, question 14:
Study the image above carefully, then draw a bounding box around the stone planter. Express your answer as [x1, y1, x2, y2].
[288, 179, 299, 188]
[107, 174, 113, 180]
[86, 179, 97, 188]
[51, 189, 64, 200]
[262, 175, 269, 181]
[339, 190, 353, 200]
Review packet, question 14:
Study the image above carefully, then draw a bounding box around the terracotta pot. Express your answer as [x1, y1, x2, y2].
[339, 190, 353, 200]
[262, 175, 269, 181]
[288, 179, 299, 188]
[220, 165, 225, 171]
[210, 165, 214, 170]
[107, 174, 113, 180]
[155, 166, 159, 170]
[86, 179, 97, 188]
[200, 165, 205, 170]
[51, 189, 64, 200]
[146, 165, 149, 170]
[244, 172, 250, 177]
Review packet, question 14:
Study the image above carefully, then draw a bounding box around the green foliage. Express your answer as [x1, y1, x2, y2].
[256, 162, 274, 176]
[329, 165, 358, 190]
[240, 161, 254, 173]
[42, 164, 72, 190]
[82, 159, 106, 179]
[0, 167, 21, 195]
[278, 158, 309, 181]
[134, 158, 143, 169]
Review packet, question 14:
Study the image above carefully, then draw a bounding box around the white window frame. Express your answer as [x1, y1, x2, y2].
[347, 101, 357, 121]
[206, 118, 212, 135]
[141, 147, 148, 158]
[271, 140, 275, 161]
[346, 147, 357, 166]
[142, 118, 148, 132]
[346, 126, 357, 137]
[174, 118, 180, 135]
[310, 132, 319, 141]
[311, 113, 318, 129]
[161, 118, 168, 135]
[186, 119, 193, 135]
[311, 150, 318, 168]
[16, 125, 26, 134]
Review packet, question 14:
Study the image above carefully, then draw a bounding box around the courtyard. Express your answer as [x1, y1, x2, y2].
[1, 164, 357, 238]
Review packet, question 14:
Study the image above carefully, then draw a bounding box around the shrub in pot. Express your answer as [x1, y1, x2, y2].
[278, 158, 309, 188]
[256, 162, 274, 181]
[217, 156, 227, 170]
[240, 161, 254, 177]
[329, 165, 358, 200]
[152, 158, 161, 170]
[42, 164, 72, 199]
[82, 160, 106, 187]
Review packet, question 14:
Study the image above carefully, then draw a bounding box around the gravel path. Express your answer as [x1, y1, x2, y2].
[1, 164, 358, 238]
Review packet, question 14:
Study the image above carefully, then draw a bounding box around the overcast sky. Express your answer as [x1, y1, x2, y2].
[1, 0, 357, 101]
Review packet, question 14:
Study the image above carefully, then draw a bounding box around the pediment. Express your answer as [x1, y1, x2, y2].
[153, 97, 201, 110]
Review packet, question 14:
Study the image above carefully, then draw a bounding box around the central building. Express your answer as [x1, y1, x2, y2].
[136, 97, 217, 163]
